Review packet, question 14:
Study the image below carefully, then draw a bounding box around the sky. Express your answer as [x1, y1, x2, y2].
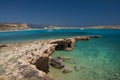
[0, 0, 120, 26]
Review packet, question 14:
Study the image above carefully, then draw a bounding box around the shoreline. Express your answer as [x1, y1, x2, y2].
[0, 28, 120, 33]
[0, 35, 101, 80]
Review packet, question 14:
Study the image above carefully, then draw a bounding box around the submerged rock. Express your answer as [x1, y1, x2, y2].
[61, 56, 71, 61]
[90, 35, 102, 38]
[40, 75, 54, 80]
[50, 57, 64, 69]
[114, 73, 120, 77]
[74, 66, 80, 71]
[75, 36, 90, 41]
[62, 67, 72, 73]
[80, 66, 86, 69]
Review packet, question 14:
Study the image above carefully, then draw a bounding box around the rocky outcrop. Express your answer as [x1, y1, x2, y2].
[50, 57, 64, 69]
[0, 23, 30, 31]
[0, 41, 56, 80]
[50, 38, 76, 51]
[34, 54, 49, 73]
[0, 35, 101, 80]
[74, 35, 101, 41]
[49, 35, 101, 51]
[75, 36, 90, 41]
[28, 44, 56, 73]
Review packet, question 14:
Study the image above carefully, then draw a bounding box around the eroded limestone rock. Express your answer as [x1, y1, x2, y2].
[75, 36, 90, 41]
[34, 54, 49, 73]
[50, 38, 76, 51]
[0, 35, 102, 80]
[50, 57, 64, 69]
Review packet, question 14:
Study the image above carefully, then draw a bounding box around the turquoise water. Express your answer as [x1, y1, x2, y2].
[1, 29, 118, 43]
[48, 29, 120, 80]
[0, 29, 86, 43]
[0, 29, 120, 80]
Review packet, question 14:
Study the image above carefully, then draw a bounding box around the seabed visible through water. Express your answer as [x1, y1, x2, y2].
[49, 30, 120, 80]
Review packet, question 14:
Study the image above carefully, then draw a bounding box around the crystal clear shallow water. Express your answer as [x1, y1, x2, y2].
[0, 29, 120, 80]
[48, 29, 120, 80]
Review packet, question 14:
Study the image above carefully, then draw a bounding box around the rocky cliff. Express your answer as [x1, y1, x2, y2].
[0, 23, 30, 31]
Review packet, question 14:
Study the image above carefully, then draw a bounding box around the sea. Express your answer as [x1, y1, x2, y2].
[0, 29, 120, 80]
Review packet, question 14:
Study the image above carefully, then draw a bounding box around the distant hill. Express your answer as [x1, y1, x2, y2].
[28, 24, 50, 29]
[85, 25, 120, 29]
[0, 23, 30, 31]
[0, 23, 120, 31]
[28, 24, 84, 29]
[28, 24, 120, 29]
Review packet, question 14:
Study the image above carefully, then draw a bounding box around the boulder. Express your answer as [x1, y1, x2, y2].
[50, 57, 64, 69]
[34, 54, 49, 73]
[62, 67, 72, 73]
[28, 44, 56, 73]
[90, 35, 102, 38]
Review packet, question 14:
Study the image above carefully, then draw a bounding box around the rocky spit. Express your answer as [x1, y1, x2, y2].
[0, 35, 101, 80]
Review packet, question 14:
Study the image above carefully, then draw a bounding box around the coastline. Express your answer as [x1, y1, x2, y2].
[0, 29, 39, 32]
[0, 27, 120, 33]
[0, 35, 101, 80]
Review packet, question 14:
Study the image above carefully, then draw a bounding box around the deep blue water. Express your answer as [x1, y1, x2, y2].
[0, 29, 120, 80]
